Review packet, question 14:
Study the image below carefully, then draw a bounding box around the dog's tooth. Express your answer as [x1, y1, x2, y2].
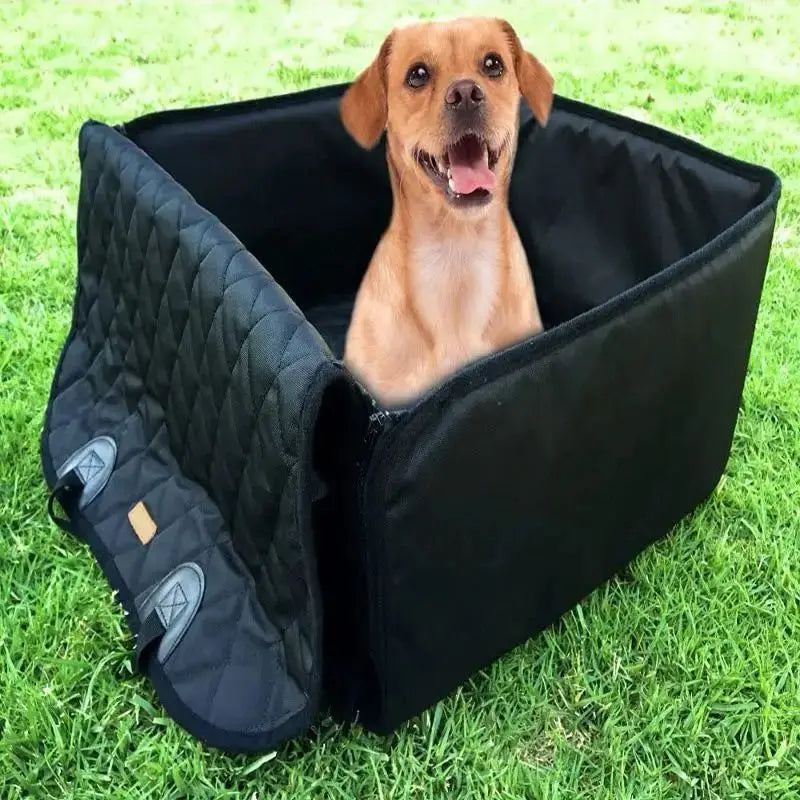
[448, 178, 456, 192]
[447, 168, 452, 179]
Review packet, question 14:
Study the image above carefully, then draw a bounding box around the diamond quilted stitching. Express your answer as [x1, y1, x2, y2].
[50, 121, 334, 734]
[51, 165, 163, 432]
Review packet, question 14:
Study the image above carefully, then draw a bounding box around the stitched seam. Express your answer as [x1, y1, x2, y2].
[206, 302, 302, 487]
[138, 189, 188, 393]
[202, 590, 249, 719]
[174, 243, 245, 460]
[228, 320, 307, 529]
[54, 157, 152, 403]
[79, 140, 139, 361]
[170, 240, 245, 459]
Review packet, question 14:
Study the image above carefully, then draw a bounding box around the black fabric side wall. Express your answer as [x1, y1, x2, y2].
[360, 209, 777, 732]
[126, 92, 392, 312]
[125, 87, 771, 330]
[509, 109, 767, 327]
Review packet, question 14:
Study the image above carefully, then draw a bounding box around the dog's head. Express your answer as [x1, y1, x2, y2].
[340, 16, 553, 212]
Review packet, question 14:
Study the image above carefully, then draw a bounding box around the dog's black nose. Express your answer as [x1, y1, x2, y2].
[445, 79, 484, 112]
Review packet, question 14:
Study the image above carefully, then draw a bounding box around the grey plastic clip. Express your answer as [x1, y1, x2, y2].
[56, 435, 117, 508]
[135, 562, 205, 666]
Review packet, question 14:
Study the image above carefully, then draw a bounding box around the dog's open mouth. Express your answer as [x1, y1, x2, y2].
[415, 134, 501, 207]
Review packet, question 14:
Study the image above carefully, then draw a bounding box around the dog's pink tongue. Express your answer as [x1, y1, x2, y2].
[450, 162, 495, 194]
[449, 141, 495, 194]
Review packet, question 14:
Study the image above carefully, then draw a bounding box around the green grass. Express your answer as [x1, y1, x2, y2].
[1, 0, 799, 797]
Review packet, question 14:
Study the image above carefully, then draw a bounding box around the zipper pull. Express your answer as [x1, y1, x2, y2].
[365, 409, 388, 445]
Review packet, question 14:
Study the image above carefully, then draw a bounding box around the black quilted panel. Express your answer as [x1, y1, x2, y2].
[41, 121, 338, 751]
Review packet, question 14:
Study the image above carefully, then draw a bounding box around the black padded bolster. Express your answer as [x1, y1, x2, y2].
[40, 120, 340, 752]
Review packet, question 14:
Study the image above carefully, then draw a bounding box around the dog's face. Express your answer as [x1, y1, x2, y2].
[340, 17, 553, 213]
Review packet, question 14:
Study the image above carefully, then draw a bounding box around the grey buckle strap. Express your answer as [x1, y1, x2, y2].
[47, 436, 117, 534]
[134, 563, 205, 671]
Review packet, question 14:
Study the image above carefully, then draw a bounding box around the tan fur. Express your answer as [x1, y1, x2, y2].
[340, 16, 554, 406]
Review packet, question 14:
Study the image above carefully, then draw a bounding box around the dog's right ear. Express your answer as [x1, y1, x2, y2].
[340, 34, 393, 149]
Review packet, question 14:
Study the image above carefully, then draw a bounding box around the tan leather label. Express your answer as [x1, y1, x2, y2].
[128, 501, 157, 545]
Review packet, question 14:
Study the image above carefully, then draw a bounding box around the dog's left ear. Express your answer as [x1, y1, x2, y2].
[340, 34, 393, 149]
[499, 20, 554, 127]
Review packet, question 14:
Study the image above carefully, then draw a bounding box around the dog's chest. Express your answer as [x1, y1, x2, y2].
[411, 231, 500, 351]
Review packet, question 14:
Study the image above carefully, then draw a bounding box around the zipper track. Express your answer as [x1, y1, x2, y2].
[356, 401, 399, 719]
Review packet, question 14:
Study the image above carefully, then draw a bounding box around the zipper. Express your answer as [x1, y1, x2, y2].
[363, 407, 390, 458]
[355, 401, 397, 719]
[359, 401, 398, 504]
[358, 402, 393, 542]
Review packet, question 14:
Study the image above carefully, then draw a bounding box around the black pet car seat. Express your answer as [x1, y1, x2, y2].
[42, 85, 781, 752]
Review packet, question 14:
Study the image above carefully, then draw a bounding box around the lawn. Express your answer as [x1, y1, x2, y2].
[1, 0, 798, 798]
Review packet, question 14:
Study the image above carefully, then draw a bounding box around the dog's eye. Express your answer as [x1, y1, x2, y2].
[483, 53, 504, 78]
[406, 63, 430, 89]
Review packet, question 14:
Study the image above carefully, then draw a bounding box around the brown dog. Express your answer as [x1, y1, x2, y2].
[340, 16, 553, 406]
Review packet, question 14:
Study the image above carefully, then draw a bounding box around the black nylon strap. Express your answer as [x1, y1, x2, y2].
[46, 467, 84, 535]
[135, 611, 166, 673]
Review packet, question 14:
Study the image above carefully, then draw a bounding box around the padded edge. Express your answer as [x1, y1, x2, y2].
[121, 83, 782, 191]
